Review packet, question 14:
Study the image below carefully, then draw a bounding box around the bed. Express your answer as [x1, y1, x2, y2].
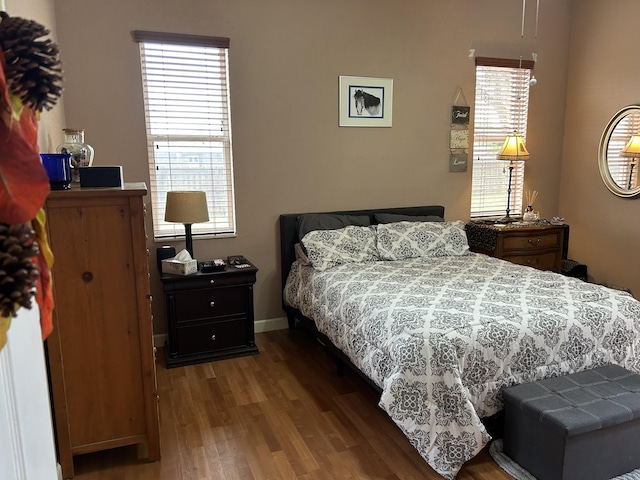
[279, 206, 640, 479]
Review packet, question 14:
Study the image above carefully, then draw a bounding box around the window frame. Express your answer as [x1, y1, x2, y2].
[470, 57, 534, 219]
[132, 30, 236, 240]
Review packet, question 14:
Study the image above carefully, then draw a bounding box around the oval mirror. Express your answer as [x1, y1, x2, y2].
[598, 105, 640, 198]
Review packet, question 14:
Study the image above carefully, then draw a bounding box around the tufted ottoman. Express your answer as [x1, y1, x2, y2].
[502, 365, 640, 480]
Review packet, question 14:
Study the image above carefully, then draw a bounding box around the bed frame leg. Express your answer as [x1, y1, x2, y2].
[286, 312, 296, 330]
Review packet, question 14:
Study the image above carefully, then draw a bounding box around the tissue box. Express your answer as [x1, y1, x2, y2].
[161, 258, 197, 276]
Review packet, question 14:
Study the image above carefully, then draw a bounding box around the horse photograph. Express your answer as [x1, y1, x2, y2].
[339, 76, 393, 127]
[352, 88, 383, 117]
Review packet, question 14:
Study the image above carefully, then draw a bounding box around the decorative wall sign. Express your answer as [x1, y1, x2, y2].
[449, 153, 468, 172]
[449, 87, 470, 172]
[451, 105, 471, 125]
[450, 129, 469, 149]
[339, 76, 393, 127]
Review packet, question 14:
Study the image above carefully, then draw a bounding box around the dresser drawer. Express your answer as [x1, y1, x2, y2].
[502, 231, 561, 252]
[173, 286, 248, 322]
[176, 318, 247, 356]
[504, 252, 560, 271]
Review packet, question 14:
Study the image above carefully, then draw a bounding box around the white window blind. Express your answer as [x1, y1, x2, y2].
[607, 113, 640, 190]
[132, 31, 236, 239]
[471, 57, 532, 218]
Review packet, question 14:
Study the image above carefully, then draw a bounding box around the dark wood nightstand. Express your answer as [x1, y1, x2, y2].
[161, 260, 259, 368]
[465, 221, 566, 272]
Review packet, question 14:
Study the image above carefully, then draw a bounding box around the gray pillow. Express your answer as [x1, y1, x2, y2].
[374, 213, 444, 224]
[296, 213, 370, 240]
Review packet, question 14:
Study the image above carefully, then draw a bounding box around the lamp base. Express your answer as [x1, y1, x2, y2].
[495, 215, 517, 224]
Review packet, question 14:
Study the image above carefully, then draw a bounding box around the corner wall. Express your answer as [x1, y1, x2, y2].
[560, 0, 640, 297]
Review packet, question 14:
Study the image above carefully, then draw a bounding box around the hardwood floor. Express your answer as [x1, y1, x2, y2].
[71, 328, 511, 479]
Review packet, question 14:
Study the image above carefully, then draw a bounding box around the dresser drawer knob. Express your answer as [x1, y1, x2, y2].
[211, 334, 217, 341]
[528, 238, 541, 245]
[210, 279, 215, 285]
[210, 301, 215, 307]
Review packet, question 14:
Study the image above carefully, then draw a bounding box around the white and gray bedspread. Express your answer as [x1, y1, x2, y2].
[283, 253, 640, 479]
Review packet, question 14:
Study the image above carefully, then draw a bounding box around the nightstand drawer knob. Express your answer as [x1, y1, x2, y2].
[211, 334, 217, 341]
[210, 279, 215, 285]
[528, 238, 541, 245]
[210, 301, 215, 307]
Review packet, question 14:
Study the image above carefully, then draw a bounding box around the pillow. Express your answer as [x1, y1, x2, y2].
[376, 220, 469, 260]
[374, 213, 444, 224]
[297, 213, 370, 241]
[301, 225, 379, 271]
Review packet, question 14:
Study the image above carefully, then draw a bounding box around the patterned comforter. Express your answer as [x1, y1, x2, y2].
[283, 253, 640, 479]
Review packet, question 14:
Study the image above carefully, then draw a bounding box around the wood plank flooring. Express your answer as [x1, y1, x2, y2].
[71, 328, 511, 479]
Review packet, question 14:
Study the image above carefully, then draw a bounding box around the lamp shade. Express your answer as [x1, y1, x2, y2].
[621, 133, 640, 157]
[496, 131, 530, 161]
[164, 191, 209, 224]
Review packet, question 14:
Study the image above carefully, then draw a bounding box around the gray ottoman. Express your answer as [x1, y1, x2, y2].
[503, 365, 640, 480]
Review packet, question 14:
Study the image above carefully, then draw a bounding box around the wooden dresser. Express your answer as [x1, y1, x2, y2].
[45, 183, 160, 478]
[465, 221, 565, 273]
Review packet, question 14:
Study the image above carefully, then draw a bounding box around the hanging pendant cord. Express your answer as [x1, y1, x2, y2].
[533, 0, 539, 62]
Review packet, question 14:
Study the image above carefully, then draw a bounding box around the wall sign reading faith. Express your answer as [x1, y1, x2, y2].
[452, 106, 470, 125]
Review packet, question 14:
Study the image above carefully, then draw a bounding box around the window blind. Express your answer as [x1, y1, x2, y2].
[132, 31, 236, 239]
[471, 58, 532, 218]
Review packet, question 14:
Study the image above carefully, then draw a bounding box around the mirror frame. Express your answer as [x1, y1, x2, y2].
[598, 105, 640, 198]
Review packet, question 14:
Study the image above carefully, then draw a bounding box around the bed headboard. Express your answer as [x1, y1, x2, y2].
[279, 205, 445, 299]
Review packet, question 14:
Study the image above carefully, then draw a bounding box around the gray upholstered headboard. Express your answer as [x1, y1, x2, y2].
[278, 205, 446, 306]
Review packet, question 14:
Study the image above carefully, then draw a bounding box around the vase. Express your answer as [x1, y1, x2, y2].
[523, 205, 538, 223]
[56, 128, 94, 183]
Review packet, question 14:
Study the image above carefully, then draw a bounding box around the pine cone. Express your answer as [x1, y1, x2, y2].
[0, 222, 39, 318]
[0, 12, 63, 112]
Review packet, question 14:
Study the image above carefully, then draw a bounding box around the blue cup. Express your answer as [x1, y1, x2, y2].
[41, 153, 72, 190]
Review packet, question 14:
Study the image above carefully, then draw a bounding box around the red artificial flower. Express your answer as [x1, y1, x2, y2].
[0, 49, 50, 225]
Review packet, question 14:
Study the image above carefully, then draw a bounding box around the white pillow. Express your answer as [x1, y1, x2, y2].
[301, 225, 379, 271]
[376, 220, 469, 260]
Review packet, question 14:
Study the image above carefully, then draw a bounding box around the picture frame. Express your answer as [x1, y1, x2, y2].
[339, 76, 393, 127]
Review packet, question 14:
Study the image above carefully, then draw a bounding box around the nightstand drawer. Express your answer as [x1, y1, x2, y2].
[502, 232, 561, 252]
[173, 286, 247, 322]
[176, 318, 247, 356]
[167, 271, 256, 291]
[504, 252, 560, 271]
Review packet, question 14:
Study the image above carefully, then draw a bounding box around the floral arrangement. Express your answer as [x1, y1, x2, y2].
[0, 12, 63, 351]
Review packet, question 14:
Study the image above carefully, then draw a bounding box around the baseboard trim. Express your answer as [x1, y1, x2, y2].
[153, 317, 288, 347]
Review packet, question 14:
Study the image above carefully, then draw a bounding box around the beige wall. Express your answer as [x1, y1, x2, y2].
[49, 0, 572, 333]
[559, 0, 640, 298]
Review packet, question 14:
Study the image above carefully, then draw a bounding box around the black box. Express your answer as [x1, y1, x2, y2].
[79, 166, 123, 188]
[503, 365, 640, 480]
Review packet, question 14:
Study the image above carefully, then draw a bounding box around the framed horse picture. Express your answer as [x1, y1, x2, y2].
[339, 76, 393, 127]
